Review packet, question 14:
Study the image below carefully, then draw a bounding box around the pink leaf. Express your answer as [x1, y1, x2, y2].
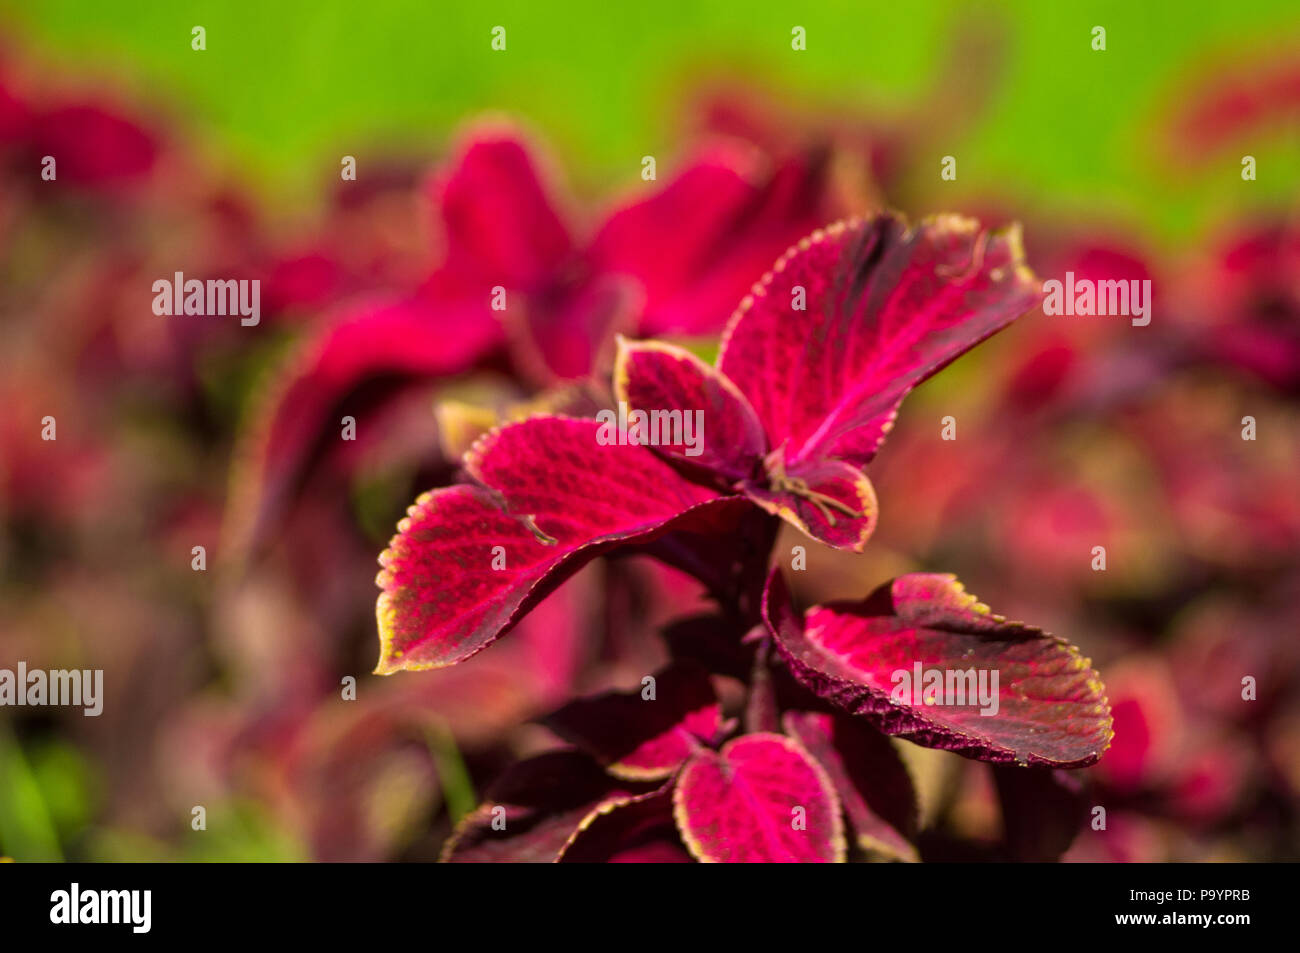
[433, 128, 575, 288]
[589, 143, 763, 321]
[718, 214, 1040, 469]
[673, 732, 846, 863]
[763, 570, 1113, 767]
[31, 102, 160, 186]
[590, 143, 830, 337]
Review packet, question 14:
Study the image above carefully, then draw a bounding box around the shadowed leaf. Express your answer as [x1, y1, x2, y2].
[558, 783, 682, 863]
[544, 662, 719, 780]
[440, 750, 657, 863]
[992, 764, 1089, 862]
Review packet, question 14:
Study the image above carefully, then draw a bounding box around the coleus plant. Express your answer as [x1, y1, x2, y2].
[374, 212, 1114, 862]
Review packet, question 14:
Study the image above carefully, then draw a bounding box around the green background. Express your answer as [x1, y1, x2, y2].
[4, 0, 1297, 244]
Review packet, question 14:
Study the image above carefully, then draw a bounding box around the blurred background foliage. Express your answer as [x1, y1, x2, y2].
[4, 0, 1297, 237]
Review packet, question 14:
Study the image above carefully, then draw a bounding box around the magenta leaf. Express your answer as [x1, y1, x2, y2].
[763, 570, 1113, 767]
[494, 140, 832, 382]
[31, 102, 160, 186]
[376, 416, 732, 672]
[783, 711, 918, 861]
[544, 662, 719, 780]
[718, 213, 1041, 469]
[673, 732, 845, 863]
[588, 142, 767, 333]
[614, 338, 766, 481]
[440, 750, 659, 863]
[434, 128, 575, 288]
[590, 143, 830, 337]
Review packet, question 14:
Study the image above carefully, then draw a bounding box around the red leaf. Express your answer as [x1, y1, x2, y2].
[376, 416, 731, 672]
[544, 662, 720, 780]
[673, 732, 846, 863]
[661, 614, 756, 681]
[591, 143, 831, 337]
[1166, 53, 1300, 159]
[434, 128, 575, 288]
[718, 214, 1040, 469]
[763, 570, 1113, 767]
[783, 711, 919, 861]
[589, 142, 764, 324]
[31, 102, 160, 186]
